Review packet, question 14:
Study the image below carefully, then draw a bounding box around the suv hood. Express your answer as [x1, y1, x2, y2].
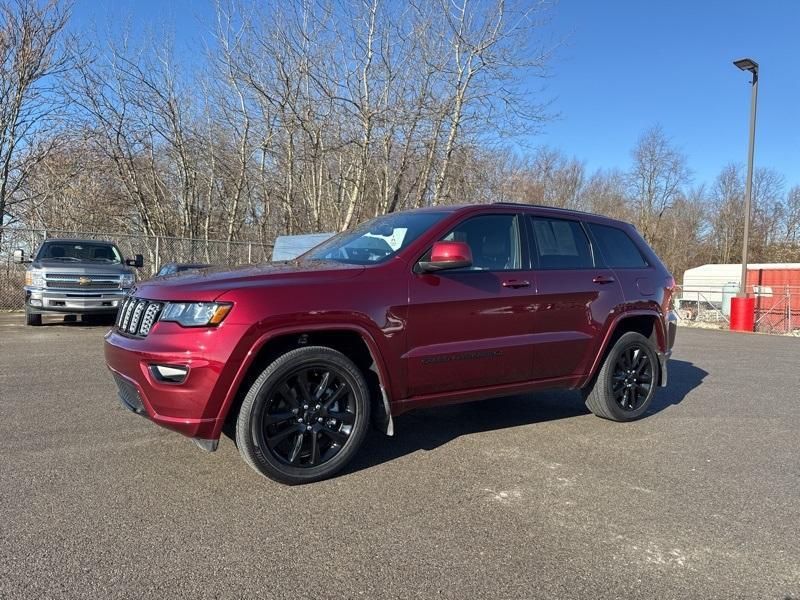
[31, 260, 133, 276]
[133, 260, 365, 302]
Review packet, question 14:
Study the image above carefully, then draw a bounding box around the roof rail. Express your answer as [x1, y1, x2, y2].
[491, 201, 604, 219]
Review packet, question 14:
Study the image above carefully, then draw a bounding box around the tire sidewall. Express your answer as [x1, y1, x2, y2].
[238, 347, 370, 484]
[602, 332, 659, 421]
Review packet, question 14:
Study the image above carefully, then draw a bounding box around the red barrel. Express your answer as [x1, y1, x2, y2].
[729, 296, 755, 332]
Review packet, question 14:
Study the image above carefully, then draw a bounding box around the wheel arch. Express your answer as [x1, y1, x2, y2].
[583, 310, 666, 388]
[214, 324, 394, 440]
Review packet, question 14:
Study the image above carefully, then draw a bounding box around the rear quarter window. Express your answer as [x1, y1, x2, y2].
[587, 223, 648, 268]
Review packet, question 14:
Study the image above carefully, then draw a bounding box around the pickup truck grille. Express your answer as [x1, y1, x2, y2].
[46, 274, 121, 290]
[116, 296, 163, 337]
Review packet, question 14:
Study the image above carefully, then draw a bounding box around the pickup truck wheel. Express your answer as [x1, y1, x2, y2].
[236, 346, 371, 485]
[583, 332, 658, 422]
[25, 310, 42, 326]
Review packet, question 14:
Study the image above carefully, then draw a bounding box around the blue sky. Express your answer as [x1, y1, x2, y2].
[72, 0, 800, 190]
[541, 1, 800, 188]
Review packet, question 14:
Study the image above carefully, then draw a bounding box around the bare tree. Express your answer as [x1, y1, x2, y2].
[0, 0, 72, 240]
[431, 0, 553, 205]
[628, 125, 691, 242]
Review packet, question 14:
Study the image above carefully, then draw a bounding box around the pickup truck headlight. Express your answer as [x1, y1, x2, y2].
[25, 269, 44, 288]
[160, 302, 232, 327]
[120, 273, 135, 289]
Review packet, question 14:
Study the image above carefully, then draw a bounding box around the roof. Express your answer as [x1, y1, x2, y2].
[402, 202, 629, 225]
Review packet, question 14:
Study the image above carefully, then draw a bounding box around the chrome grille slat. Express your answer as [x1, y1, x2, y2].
[128, 300, 146, 333]
[138, 303, 161, 336]
[115, 297, 163, 338]
[116, 297, 132, 327]
[115, 298, 125, 327]
[45, 274, 120, 289]
[121, 298, 136, 330]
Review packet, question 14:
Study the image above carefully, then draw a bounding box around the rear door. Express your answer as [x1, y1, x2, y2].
[405, 212, 537, 397]
[527, 215, 624, 380]
[585, 222, 656, 304]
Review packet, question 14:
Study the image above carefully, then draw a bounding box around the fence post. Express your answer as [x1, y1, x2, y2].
[154, 236, 161, 274]
[248, 243, 253, 263]
[787, 285, 792, 334]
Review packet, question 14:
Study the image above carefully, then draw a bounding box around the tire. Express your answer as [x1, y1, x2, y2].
[236, 346, 371, 485]
[25, 310, 42, 326]
[583, 332, 659, 422]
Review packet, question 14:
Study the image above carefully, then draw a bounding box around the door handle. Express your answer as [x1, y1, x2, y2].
[502, 279, 530, 289]
[592, 275, 615, 284]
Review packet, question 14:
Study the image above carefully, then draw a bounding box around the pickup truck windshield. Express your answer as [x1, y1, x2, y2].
[36, 242, 123, 264]
[307, 211, 447, 265]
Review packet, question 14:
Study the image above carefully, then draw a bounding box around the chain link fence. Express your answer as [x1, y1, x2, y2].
[676, 284, 800, 336]
[0, 227, 273, 310]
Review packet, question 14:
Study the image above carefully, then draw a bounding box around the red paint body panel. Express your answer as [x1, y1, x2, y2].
[104, 204, 676, 445]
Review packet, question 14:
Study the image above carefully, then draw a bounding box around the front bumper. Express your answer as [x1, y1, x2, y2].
[25, 287, 127, 314]
[104, 321, 250, 449]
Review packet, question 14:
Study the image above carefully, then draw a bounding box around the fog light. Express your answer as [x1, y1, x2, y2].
[150, 364, 188, 383]
[30, 299, 42, 307]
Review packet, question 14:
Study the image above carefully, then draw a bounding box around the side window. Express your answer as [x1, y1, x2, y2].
[438, 214, 522, 271]
[530, 217, 594, 270]
[587, 223, 648, 268]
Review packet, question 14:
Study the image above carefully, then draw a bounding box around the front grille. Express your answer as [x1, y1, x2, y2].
[116, 296, 163, 337]
[112, 373, 145, 413]
[46, 274, 121, 290]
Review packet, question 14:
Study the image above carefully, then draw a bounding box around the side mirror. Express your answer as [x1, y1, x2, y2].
[12, 248, 26, 263]
[418, 241, 472, 273]
[125, 254, 144, 268]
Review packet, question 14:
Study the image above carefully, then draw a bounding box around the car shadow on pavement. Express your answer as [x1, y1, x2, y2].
[345, 359, 707, 476]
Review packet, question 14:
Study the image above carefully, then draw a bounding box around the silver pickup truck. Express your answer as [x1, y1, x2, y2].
[13, 238, 143, 326]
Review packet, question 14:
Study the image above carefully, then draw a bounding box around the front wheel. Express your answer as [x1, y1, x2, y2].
[236, 346, 371, 485]
[583, 332, 658, 422]
[25, 310, 42, 326]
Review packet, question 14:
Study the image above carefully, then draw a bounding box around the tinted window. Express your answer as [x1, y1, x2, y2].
[588, 223, 647, 268]
[530, 217, 593, 270]
[36, 242, 122, 264]
[438, 214, 521, 271]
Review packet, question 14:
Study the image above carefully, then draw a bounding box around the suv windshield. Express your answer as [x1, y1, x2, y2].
[307, 211, 447, 265]
[36, 242, 123, 264]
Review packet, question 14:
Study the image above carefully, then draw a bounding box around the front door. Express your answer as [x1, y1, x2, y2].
[405, 213, 537, 397]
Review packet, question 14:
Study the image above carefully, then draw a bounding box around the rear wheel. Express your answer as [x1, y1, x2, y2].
[236, 346, 370, 485]
[583, 332, 658, 421]
[25, 310, 42, 326]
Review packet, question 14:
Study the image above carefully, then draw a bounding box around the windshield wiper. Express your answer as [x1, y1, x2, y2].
[48, 256, 80, 261]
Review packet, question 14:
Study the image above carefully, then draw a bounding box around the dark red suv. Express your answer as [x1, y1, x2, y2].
[105, 203, 677, 484]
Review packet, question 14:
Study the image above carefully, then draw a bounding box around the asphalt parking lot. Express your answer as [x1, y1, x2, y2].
[1, 313, 799, 599]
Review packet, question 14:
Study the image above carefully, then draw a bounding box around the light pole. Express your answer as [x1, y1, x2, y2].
[733, 57, 759, 297]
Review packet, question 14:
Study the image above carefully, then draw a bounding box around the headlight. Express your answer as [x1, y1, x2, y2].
[160, 302, 232, 327]
[120, 273, 135, 289]
[25, 269, 44, 288]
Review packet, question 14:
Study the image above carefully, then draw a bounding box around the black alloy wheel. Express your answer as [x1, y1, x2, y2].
[236, 346, 370, 484]
[611, 344, 653, 411]
[257, 366, 357, 468]
[582, 331, 659, 422]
